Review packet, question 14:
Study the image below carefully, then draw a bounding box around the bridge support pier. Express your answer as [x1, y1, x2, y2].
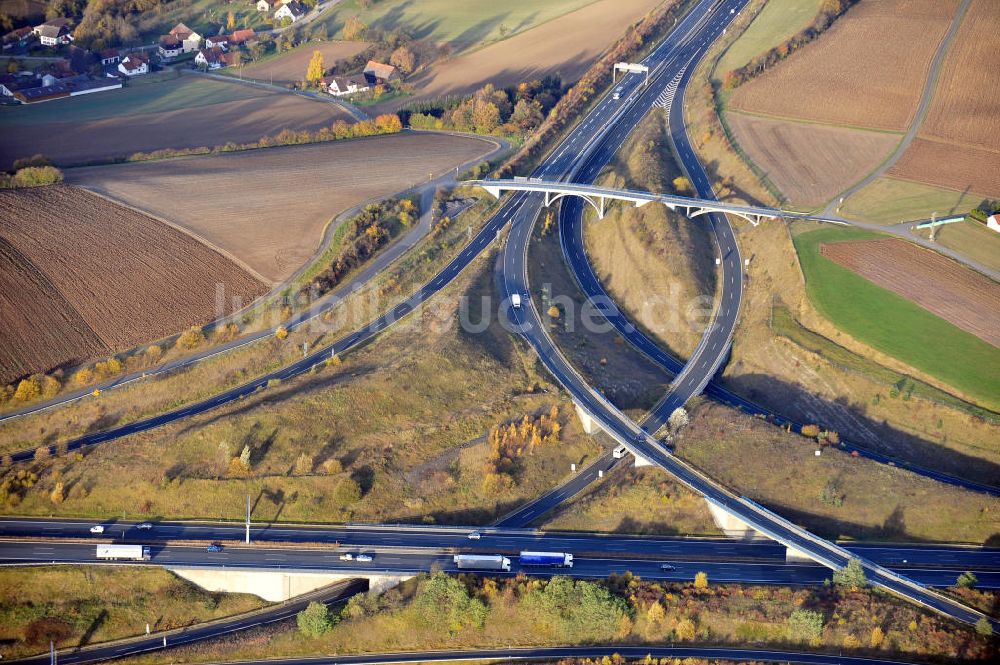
[573, 401, 653, 467]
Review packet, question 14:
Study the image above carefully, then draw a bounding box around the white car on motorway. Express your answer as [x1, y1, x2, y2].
[468, 531, 482, 540]
[136, 522, 153, 531]
[355, 554, 374, 563]
[339, 553, 354, 561]
[89, 525, 105, 534]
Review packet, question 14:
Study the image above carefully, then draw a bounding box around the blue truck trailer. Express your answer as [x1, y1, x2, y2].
[519, 551, 573, 567]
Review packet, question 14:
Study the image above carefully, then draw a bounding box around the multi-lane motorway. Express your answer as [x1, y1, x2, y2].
[3, 518, 999, 583]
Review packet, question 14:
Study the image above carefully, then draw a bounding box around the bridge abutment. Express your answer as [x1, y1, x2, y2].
[170, 567, 412, 602]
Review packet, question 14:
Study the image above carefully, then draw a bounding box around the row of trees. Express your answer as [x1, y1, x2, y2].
[721, 0, 861, 90]
[308, 197, 415, 296]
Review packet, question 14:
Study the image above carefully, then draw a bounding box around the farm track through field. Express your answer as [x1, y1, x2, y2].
[820, 238, 1000, 348]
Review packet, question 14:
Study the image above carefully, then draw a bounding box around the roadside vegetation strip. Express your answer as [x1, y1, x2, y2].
[0, 565, 269, 661]
[792, 226, 1000, 411]
[126, 572, 994, 664]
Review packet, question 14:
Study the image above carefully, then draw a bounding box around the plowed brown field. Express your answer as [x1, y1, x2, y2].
[0, 90, 350, 167]
[239, 41, 371, 86]
[887, 0, 1000, 195]
[727, 112, 898, 206]
[888, 139, 1000, 195]
[820, 238, 1000, 347]
[0, 186, 267, 383]
[69, 132, 498, 282]
[730, 0, 956, 131]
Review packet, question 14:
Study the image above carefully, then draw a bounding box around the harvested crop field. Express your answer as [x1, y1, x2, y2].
[68, 132, 499, 282]
[888, 138, 1000, 196]
[887, 0, 1000, 196]
[238, 41, 371, 86]
[729, 0, 957, 131]
[727, 112, 898, 206]
[375, 0, 664, 111]
[0, 77, 351, 167]
[0, 186, 267, 383]
[820, 238, 1000, 347]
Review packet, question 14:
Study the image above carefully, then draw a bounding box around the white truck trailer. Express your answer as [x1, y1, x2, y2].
[95, 544, 150, 561]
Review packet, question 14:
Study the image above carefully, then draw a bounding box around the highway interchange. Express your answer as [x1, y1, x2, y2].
[2, 0, 998, 660]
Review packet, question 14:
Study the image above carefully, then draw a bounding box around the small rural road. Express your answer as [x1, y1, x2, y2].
[822, 0, 972, 216]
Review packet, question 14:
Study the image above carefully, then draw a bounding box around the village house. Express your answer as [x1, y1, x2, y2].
[256, 0, 279, 11]
[3, 26, 33, 50]
[205, 34, 229, 49]
[195, 46, 237, 70]
[118, 53, 149, 77]
[327, 74, 369, 97]
[363, 60, 398, 86]
[35, 19, 73, 47]
[168, 22, 202, 52]
[229, 28, 256, 45]
[158, 34, 183, 60]
[274, 1, 307, 23]
[100, 48, 120, 66]
[0, 72, 39, 97]
[987, 214, 1000, 234]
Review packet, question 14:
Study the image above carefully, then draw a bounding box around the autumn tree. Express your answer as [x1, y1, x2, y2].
[342, 15, 367, 40]
[672, 176, 691, 194]
[472, 99, 501, 134]
[227, 11, 235, 31]
[177, 326, 205, 350]
[956, 571, 978, 588]
[306, 49, 325, 85]
[975, 617, 992, 637]
[13, 376, 41, 402]
[50, 482, 66, 504]
[693, 571, 709, 589]
[788, 609, 823, 643]
[869, 625, 884, 648]
[389, 45, 416, 74]
[674, 617, 696, 641]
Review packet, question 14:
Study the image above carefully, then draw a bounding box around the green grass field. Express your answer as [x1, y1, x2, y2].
[320, 0, 600, 46]
[0, 76, 266, 126]
[840, 176, 985, 225]
[716, 0, 821, 75]
[793, 226, 1000, 410]
[929, 219, 1000, 273]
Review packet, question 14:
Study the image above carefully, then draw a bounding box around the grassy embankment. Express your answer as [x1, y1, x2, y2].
[0, 566, 266, 660]
[585, 113, 718, 360]
[792, 226, 1000, 411]
[117, 572, 993, 665]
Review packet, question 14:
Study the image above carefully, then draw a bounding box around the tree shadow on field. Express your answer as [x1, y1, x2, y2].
[723, 372, 1000, 489]
[171, 363, 377, 438]
[77, 609, 107, 648]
